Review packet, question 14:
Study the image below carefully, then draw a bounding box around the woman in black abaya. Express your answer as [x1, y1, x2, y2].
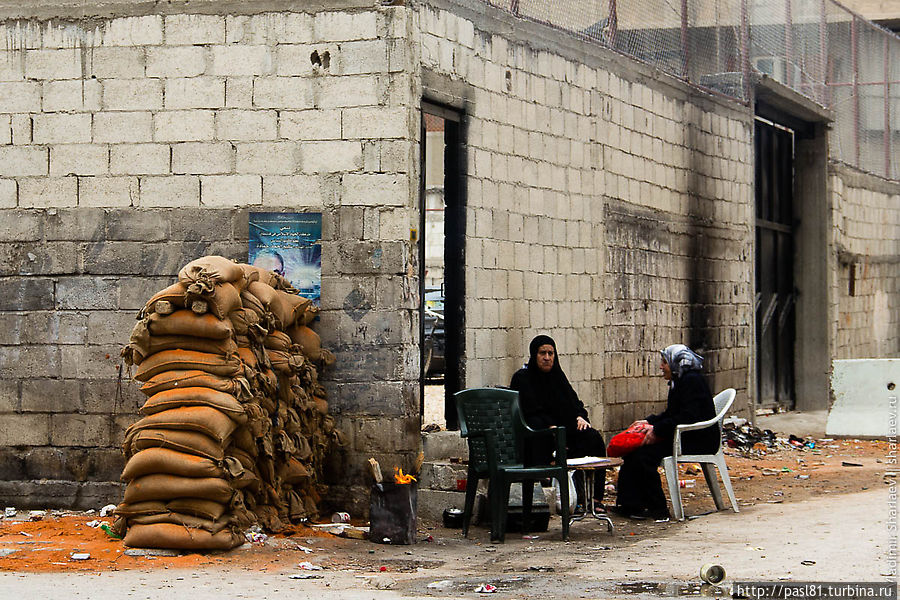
[613, 344, 719, 521]
[509, 335, 607, 511]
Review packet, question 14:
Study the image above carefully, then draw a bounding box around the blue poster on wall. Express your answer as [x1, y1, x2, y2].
[249, 212, 322, 305]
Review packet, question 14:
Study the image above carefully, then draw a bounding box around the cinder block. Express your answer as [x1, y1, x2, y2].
[146, 46, 207, 77]
[0, 147, 46, 178]
[154, 110, 214, 142]
[0, 277, 55, 310]
[0, 414, 50, 446]
[279, 109, 341, 140]
[25, 48, 82, 79]
[138, 175, 200, 207]
[50, 145, 109, 176]
[200, 174, 261, 207]
[333, 40, 388, 75]
[33, 113, 92, 144]
[23, 311, 87, 344]
[172, 142, 232, 175]
[262, 175, 327, 206]
[235, 142, 300, 175]
[0, 314, 21, 345]
[165, 14, 225, 45]
[342, 173, 408, 206]
[215, 109, 277, 141]
[226, 13, 313, 45]
[42, 79, 102, 112]
[43, 208, 105, 242]
[50, 414, 111, 447]
[60, 344, 122, 380]
[93, 112, 153, 143]
[116, 276, 176, 310]
[11, 114, 31, 144]
[83, 379, 143, 415]
[164, 77, 225, 109]
[315, 75, 379, 108]
[87, 310, 139, 345]
[101, 16, 164, 47]
[87, 46, 145, 78]
[102, 79, 163, 110]
[0, 179, 16, 207]
[106, 208, 169, 241]
[331, 382, 405, 416]
[0, 51, 24, 80]
[313, 12, 378, 41]
[0, 344, 60, 379]
[78, 176, 138, 207]
[299, 140, 361, 173]
[342, 107, 408, 139]
[18, 177, 77, 208]
[225, 78, 253, 108]
[0, 211, 41, 241]
[0, 239, 79, 276]
[56, 277, 119, 310]
[253, 77, 313, 109]
[274, 44, 317, 77]
[110, 144, 170, 175]
[85, 241, 157, 276]
[210, 45, 272, 76]
[21, 379, 81, 413]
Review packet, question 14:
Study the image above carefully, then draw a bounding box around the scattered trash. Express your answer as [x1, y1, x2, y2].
[379, 566, 387, 572]
[474, 584, 497, 593]
[626, 568, 642, 572]
[424, 535, 434, 542]
[28, 511, 46, 521]
[427, 580, 454, 590]
[679, 479, 696, 489]
[4, 507, 15, 518]
[885, 472, 898, 477]
[780, 467, 792, 473]
[124, 548, 181, 557]
[99, 504, 117, 518]
[298, 561, 323, 570]
[526, 565, 554, 572]
[522, 535, 539, 540]
[289, 573, 323, 579]
[70, 553, 91, 560]
[796, 475, 810, 480]
[331, 512, 351, 524]
[100, 523, 122, 539]
[85, 520, 102, 528]
[699, 563, 726, 584]
[296, 545, 313, 554]
[0, 549, 18, 557]
[443, 508, 464, 528]
[801, 560, 816, 566]
[842, 461, 863, 467]
[18, 531, 32, 537]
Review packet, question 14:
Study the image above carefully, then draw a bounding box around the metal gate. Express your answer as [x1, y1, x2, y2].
[754, 118, 796, 411]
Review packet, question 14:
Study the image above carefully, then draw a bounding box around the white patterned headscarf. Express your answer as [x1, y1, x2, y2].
[660, 344, 704, 379]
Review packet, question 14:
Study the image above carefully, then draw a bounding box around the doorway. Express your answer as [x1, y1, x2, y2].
[420, 102, 465, 430]
[754, 117, 796, 411]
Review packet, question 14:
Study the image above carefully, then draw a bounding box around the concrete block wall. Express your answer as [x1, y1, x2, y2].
[830, 164, 900, 359]
[0, 5, 419, 512]
[417, 1, 754, 433]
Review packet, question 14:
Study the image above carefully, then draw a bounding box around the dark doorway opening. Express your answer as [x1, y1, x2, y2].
[420, 102, 465, 430]
[754, 116, 796, 411]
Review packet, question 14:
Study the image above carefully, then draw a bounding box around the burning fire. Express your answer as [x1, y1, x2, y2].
[394, 467, 417, 484]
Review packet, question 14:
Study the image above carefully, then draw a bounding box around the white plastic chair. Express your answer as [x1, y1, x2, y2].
[661, 388, 740, 520]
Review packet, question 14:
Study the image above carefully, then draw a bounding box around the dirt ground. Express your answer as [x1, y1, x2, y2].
[0, 438, 893, 589]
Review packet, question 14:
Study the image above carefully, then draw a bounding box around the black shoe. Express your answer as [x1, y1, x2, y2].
[610, 505, 647, 520]
[649, 509, 671, 522]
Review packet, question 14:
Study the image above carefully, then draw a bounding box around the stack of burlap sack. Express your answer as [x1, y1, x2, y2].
[116, 256, 344, 550]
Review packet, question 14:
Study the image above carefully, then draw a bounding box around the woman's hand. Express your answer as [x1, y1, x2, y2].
[575, 416, 590, 431]
[642, 426, 658, 446]
[630, 420, 652, 434]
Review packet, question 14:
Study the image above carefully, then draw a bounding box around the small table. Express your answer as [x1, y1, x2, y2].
[566, 457, 623, 533]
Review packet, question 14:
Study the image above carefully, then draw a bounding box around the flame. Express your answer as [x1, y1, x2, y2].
[394, 467, 417, 484]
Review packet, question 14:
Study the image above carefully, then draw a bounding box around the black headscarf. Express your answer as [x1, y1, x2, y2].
[510, 335, 588, 431]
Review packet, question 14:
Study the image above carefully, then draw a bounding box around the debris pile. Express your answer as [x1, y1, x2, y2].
[723, 418, 818, 456]
[117, 256, 345, 550]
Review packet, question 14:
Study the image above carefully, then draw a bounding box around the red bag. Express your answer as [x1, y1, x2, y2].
[606, 424, 648, 457]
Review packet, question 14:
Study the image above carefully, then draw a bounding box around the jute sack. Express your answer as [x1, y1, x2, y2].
[239, 290, 267, 317]
[127, 335, 239, 366]
[123, 523, 243, 550]
[269, 290, 311, 329]
[124, 474, 233, 504]
[148, 310, 235, 339]
[266, 349, 303, 376]
[140, 369, 247, 398]
[228, 308, 260, 336]
[178, 256, 244, 285]
[134, 349, 243, 382]
[263, 331, 292, 352]
[114, 501, 166, 518]
[226, 447, 256, 471]
[167, 498, 227, 521]
[240, 264, 279, 288]
[127, 428, 225, 461]
[128, 512, 232, 534]
[276, 457, 310, 485]
[140, 388, 246, 423]
[286, 325, 323, 361]
[121, 448, 225, 481]
[143, 282, 188, 316]
[236, 347, 258, 369]
[127, 406, 237, 444]
[246, 281, 278, 319]
[185, 281, 242, 320]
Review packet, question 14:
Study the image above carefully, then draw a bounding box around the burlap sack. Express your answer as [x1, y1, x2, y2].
[148, 310, 235, 340]
[167, 498, 227, 521]
[127, 406, 237, 444]
[228, 308, 260, 336]
[269, 290, 311, 329]
[266, 349, 303, 376]
[134, 350, 243, 382]
[143, 282, 188, 316]
[127, 428, 225, 461]
[185, 281, 242, 320]
[236, 347, 258, 369]
[123, 523, 243, 550]
[276, 457, 310, 485]
[240, 264, 279, 288]
[114, 501, 166, 518]
[128, 335, 239, 365]
[286, 325, 322, 360]
[226, 447, 256, 471]
[124, 474, 233, 504]
[263, 331, 292, 352]
[128, 512, 232, 534]
[178, 256, 244, 285]
[139, 369, 247, 398]
[121, 448, 225, 481]
[140, 388, 246, 423]
[239, 290, 266, 317]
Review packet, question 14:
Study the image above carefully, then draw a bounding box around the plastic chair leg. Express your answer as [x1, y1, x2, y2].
[701, 462, 725, 510]
[462, 474, 479, 537]
[557, 471, 570, 541]
[715, 453, 739, 513]
[494, 481, 511, 542]
[521, 480, 534, 536]
[662, 457, 684, 521]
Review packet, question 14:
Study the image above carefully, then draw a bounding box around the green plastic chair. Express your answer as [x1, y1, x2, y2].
[454, 387, 570, 542]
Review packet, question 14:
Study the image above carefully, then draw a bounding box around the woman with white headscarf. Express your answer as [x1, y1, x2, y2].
[613, 344, 718, 521]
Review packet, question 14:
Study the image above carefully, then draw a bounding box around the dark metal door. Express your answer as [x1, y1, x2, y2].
[754, 118, 796, 411]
